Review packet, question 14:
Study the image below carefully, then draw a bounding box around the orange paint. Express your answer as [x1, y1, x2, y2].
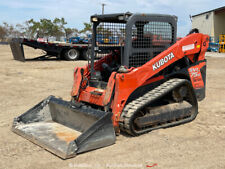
[56, 131, 80, 143]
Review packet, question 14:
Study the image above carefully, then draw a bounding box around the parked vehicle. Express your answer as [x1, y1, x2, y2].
[10, 38, 91, 61]
[207, 42, 219, 52]
[68, 37, 89, 44]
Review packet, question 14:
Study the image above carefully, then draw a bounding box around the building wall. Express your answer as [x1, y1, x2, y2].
[192, 12, 214, 39]
[214, 12, 225, 42]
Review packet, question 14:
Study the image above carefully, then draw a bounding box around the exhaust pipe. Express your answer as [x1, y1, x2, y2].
[12, 96, 116, 159]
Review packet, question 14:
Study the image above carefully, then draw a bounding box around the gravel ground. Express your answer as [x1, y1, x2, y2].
[0, 45, 225, 169]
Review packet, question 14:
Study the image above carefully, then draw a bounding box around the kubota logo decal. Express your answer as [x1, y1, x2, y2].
[152, 52, 175, 71]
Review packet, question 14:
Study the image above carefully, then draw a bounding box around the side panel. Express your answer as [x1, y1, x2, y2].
[188, 34, 208, 101]
[103, 72, 116, 106]
[111, 33, 208, 126]
[71, 68, 84, 97]
[188, 62, 206, 101]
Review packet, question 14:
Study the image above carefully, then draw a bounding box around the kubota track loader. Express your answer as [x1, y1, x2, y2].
[12, 13, 209, 159]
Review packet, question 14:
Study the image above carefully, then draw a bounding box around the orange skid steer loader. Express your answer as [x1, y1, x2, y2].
[12, 13, 209, 159]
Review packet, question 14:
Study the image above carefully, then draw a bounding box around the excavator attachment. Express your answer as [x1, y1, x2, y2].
[10, 38, 25, 61]
[12, 96, 116, 159]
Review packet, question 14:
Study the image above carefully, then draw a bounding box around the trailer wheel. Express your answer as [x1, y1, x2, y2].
[64, 49, 80, 60]
[83, 49, 91, 60]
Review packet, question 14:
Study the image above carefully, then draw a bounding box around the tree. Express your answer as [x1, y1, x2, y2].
[23, 18, 67, 40]
[52, 17, 67, 40]
[0, 22, 21, 41]
[26, 19, 41, 38]
[39, 18, 54, 39]
[3, 22, 14, 37]
[80, 22, 92, 36]
[0, 18, 83, 41]
[0, 25, 7, 41]
[64, 28, 79, 39]
[13, 24, 25, 37]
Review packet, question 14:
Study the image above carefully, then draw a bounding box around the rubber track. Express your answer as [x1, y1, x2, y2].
[120, 78, 193, 135]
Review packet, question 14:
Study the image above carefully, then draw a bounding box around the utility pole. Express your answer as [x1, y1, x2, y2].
[102, 3, 106, 14]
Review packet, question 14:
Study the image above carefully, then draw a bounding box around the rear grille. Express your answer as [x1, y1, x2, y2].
[129, 21, 174, 68]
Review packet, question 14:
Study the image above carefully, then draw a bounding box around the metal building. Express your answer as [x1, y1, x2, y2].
[192, 6, 225, 42]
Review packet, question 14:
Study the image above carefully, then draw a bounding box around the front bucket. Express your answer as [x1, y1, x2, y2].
[10, 38, 25, 62]
[12, 96, 116, 159]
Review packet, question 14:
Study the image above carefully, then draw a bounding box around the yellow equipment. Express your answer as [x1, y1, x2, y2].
[219, 34, 225, 53]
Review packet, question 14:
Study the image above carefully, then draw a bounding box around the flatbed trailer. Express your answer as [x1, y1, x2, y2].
[10, 38, 91, 61]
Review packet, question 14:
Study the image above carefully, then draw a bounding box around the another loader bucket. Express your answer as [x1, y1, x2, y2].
[10, 38, 25, 61]
[12, 96, 116, 159]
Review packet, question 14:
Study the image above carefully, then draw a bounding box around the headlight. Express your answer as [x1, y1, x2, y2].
[92, 17, 98, 22]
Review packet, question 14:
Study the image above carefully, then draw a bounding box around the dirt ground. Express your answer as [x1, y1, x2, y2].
[0, 45, 225, 169]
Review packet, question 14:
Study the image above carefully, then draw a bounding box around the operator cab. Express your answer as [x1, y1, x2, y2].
[89, 13, 177, 89]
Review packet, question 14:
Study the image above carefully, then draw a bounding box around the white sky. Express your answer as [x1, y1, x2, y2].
[0, 0, 224, 36]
